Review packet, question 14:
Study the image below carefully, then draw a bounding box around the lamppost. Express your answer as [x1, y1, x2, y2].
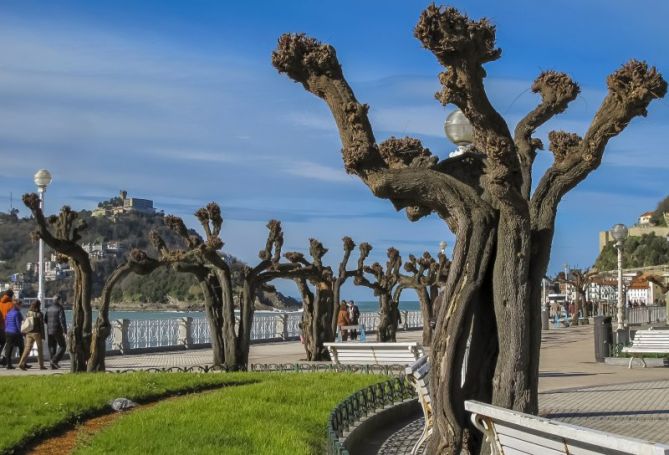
[444, 108, 474, 157]
[34, 169, 52, 302]
[439, 240, 447, 255]
[610, 223, 628, 331]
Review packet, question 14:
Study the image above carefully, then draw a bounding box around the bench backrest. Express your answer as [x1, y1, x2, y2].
[465, 400, 669, 454]
[631, 330, 669, 348]
[324, 342, 424, 365]
[406, 356, 432, 420]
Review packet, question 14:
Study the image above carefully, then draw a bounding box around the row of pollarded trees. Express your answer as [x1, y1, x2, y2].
[271, 4, 665, 452]
[22, 195, 448, 371]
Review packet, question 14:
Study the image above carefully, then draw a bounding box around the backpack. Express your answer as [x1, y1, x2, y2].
[21, 315, 34, 334]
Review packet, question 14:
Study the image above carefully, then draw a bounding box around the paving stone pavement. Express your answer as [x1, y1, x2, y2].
[376, 325, 669, 453]
[377, 418, 425, 455]
[540, 380, 669, 444]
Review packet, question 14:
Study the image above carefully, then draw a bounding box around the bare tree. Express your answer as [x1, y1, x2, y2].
[283, 239, 335, 360]
[88, 249, 164, 371]
[272, 5, 665, 452]
[557, 268, 599, 323]
[354, 247, 402, 341]
[394, 251, 449, 345]
[331, 237, 372, 335]
[22, 194, 93, 372]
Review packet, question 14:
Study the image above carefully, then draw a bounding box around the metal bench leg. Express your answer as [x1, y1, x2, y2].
[641, 357, 647, 368]
[628, 356, 634, 369]
[411, 425, 430, 455]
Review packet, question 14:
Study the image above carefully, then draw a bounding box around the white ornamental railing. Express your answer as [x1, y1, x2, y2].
[191, 318, 210, 345]
[97, 309, 424, 354]
[127, 318, 179, 348]
[627, 305, 666, 324]
[286, 312, 303, 338]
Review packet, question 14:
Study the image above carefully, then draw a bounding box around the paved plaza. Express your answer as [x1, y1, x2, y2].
[2, 325, 668, 449]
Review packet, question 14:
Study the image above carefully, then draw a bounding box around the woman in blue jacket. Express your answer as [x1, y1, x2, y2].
[4, 300, 23, 370]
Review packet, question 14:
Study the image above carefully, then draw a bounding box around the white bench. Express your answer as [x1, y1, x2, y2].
[465, 400, 669, 455]
[622, 328, 669, 368]
[406, 356, 432, 455]
[323, 342, 424, 365]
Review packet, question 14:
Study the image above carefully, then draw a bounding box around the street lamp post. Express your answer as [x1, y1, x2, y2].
[444, 108, 473, 157]
[439, 240, 447, 255]
[610, 223, 628, 331]
[34, 169, 52, 302]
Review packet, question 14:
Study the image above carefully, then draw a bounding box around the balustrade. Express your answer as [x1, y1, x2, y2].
[26, 310, 424, 358]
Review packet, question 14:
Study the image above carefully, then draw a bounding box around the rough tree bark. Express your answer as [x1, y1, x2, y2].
[353, 247, 402, 342]
[23, 195, 93, 372]
[272, 5, 666, 452]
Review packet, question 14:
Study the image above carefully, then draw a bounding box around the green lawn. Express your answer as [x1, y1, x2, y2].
[0, 372, 384, 455]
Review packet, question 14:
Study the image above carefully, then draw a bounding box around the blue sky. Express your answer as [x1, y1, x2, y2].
[0, 1, 667, 300]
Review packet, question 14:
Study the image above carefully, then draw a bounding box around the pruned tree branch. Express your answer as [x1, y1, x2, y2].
[515, 71, 580, 198]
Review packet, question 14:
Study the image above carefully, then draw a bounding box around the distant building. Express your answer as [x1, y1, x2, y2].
[638, 211, 654, 225]
[123, 197, 155, 214]
[599, 210, 669, 252]
[93, 191, 155, 217]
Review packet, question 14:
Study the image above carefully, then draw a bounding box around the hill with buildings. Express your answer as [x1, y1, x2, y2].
[595, 195, 669, 271]
[0, 193, 298, 310]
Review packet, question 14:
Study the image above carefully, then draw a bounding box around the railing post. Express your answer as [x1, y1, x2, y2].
[178, 317, 193, 348]
[112, 319, 130, 354]
[276, 313, 288, 340]
[402, 311, 408, 331]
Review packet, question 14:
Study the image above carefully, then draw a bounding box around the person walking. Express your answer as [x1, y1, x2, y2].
[18, 300, 47, 370]
[45, 296, 68, 369]
[347, 300, 360, 340]
[336, 302, 351, 341]
[4, 299, 24, 370]
[0, 290, 15, 366]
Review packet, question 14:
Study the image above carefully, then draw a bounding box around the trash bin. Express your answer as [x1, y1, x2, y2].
[593, 316, 613, 362]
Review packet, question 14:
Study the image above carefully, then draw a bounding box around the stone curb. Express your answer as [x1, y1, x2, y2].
[604, 357, 668, 367]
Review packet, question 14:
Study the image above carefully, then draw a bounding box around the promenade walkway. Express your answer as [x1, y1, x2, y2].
[378, 325, 669, 453]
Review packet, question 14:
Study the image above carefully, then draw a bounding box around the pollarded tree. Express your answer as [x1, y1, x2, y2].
[283, 239, 335, 360]
[556, 268, 598, 323]
[89, 248, 164, 371]
[23, 194, 93, 372]
[331, 237, 372, 335]
[272, 5, 666, 452]
[354, 247, 402, 342]
[394, 251, 449, 345]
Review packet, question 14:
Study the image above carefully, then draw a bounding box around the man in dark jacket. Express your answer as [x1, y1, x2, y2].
[45, 296, 68, 369]
[4, 299, 23, 370]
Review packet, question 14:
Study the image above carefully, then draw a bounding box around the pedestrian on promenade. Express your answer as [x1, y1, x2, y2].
[347, 300, 360, 340]
[45, 296, 68, 369]
[18, 300, 47, 370]
[337, 302, 351, 341]
[0, 290, 14, 366]
[4, 299, 24, 370]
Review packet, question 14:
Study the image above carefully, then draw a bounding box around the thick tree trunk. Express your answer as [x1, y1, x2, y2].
[332, 278, 344, 337]
[70, 262, 93, 372]
[376, 292, 395, 342]
[490, 211, 533, 415]
[418, 286, 434, 346]
[217, 269, 241, 370]
[236, 277, 255, 369]
[428, 213, 497, 454]
[201, 276, 225, 367]
[312, 282, 333, 360]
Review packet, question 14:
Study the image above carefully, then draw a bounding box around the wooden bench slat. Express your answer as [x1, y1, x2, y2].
[465, 400, 669, 454]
